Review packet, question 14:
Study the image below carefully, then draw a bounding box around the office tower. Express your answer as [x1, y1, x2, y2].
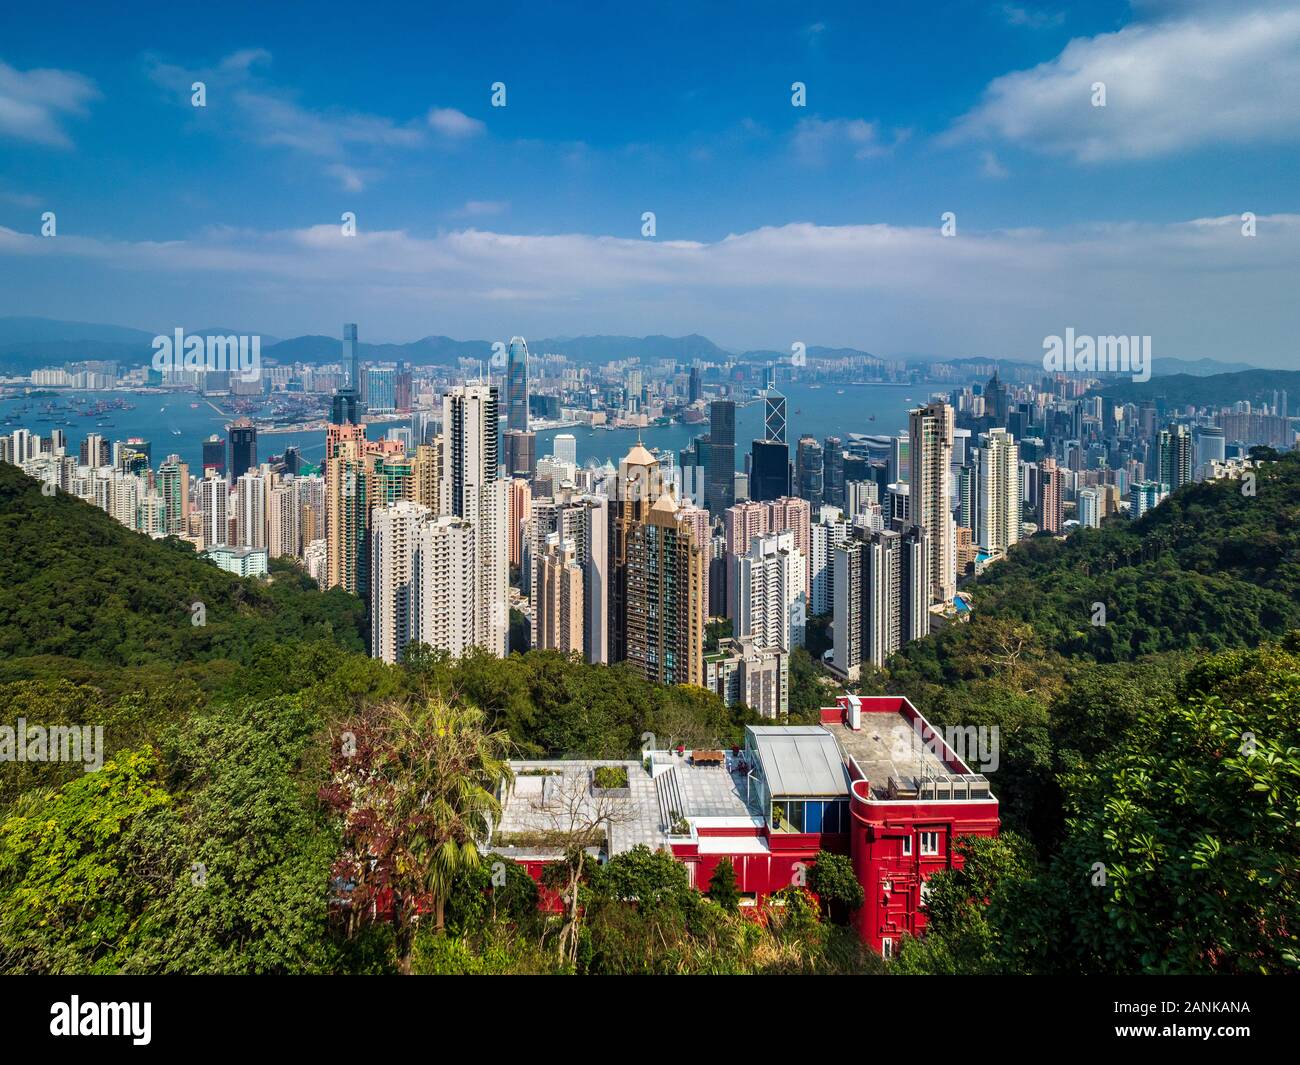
[844, 479, 878, 517]
[330, 391, 361, 426]
[228, 418, 257, 482]
[1039, 457, 1064, 534]
[985, 369, 1008, 425]
[508, 478, 532, 569]
[1158, 425, 1193, 491]
[890, 436, 910, 484]
[395, 363, 413, 413]
[764, 386, 787, 444]
[735, 531, 806, 652]
[831, 527, 928, 681]
[976, 428, 1020, 553]
[366, 367, 396, 413]
[343, 323, 363, 410]
[236, 471, 267, 549]
[536, 535, 585, 654]
[157, 457, 189, 535]
[502, 429, 536, 479]
[908, 402, 955, 605]
[823, 437, 844, 508]
[796, 435, 824, 507]
[121, 438, 151, 474]
[1194, 425, 1225, 477]
[688, 366, 703, 403]
[626, 490, 706, 686]
[749, 438, 790, 503]
[705, 400, 736, 516]
[198, 471, 229, 548]
[810, 514, 852, 615]
[1078, 487, 1102, 529]
[81, 433, 110, 468]
[553, 433, 577, 466]
[506, 336, 529, 432]
[441, 384, 509, 656]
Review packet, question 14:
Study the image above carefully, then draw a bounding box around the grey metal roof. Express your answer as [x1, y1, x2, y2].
[748, 726, 850, 798]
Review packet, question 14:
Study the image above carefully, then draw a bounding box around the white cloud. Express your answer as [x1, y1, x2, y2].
[455, 200, 508, 217]
[980, 150, 1009, 178]
[427, 107, 485, 138]
[792, 116, 903, 163]
[949, 6, 1300, 161]
[1000, 4, 1064, 29]
[0, 60, 98, 148]
[2, 213, 1295, 362]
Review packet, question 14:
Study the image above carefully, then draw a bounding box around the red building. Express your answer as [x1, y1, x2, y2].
[495, 694, 999, 955]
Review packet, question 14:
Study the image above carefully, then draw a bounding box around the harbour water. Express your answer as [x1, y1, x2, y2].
[2, 382, 931, 473]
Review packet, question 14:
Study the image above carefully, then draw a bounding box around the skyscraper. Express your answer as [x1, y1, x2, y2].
[344, 323, 363, 411]
[365, 367, 396, 413]
[157, 457, 189, 536]
[506, 336, 530, 433]
[823, 437, 844, 508]
[796, 435, 824, 508]
[607, 441, 660, 664]
[735, 530, 806, 652]
[764, 386, 787, 444]
[228, 419, 257, 483]
[750, 439, 791, 502]
[553, 433, 577, 466]
[831, 527, 928, 681]
[199, 470, 229, 549]
[370, 501, 476, 664]
[705, 400, 736, 516]
[976, 428, 1020, 553]
[626, 490, 706, 687]
[1158, 425, 1193, 491]
[441, 384, 509, 656]
[236, 470, 267, 549]
[907, 402, 955, 605]
[536, 535, 585, 655]
[1038, 457, 1064, 534]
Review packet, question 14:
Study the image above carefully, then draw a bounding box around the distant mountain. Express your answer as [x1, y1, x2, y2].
[1093, 368, 1300, 407]
[0, 316, 157, 347]
[1150, 356, 1255, 377]
[530, 334, 730, 363]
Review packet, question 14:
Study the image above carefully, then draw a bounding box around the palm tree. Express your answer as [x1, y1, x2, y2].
[324, 698, 513, 973]
[394, 700, 513, 939]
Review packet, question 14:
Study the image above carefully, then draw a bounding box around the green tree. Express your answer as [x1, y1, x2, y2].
[707, 857, 740, 909]
[808, 850, 864, 920]
[322, 699, 513, 972]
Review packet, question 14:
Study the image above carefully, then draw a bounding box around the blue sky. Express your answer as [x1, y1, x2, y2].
[1, 0, 1298, 365]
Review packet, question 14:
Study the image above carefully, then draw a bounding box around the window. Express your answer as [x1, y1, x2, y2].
[881, 937, 894, 960]
[901, 835, 912, 856]
[919, 831, 940, 856]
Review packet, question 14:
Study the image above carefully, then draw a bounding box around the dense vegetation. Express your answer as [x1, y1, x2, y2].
[0, 456, 1297, 974]
[1093, 367, 1300, 408]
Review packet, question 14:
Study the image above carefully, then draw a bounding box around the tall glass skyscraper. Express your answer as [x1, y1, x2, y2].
[705, 399, 736, 516]
[343, 323, 363, 412]
[506, 336, 529, 432]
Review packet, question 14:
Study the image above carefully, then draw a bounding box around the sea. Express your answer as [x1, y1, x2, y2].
[1, 382, 932, 473]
